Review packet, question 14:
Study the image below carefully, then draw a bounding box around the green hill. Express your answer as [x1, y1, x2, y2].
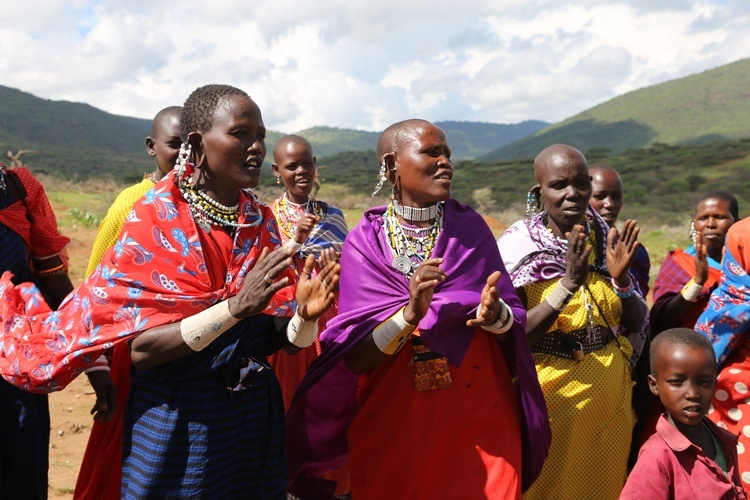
[481, 57, 750, 162]
[0, 85, 546, 181]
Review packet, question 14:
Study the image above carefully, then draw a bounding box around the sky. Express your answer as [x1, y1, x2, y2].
[1, 1, 748, 133]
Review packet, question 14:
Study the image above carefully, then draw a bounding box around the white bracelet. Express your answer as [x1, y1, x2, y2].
[284, 239, 303, 252]
[286, 311, 319, 348]
[479, 301, 514, 334]
[681, 278, 703, 302]
[373, 307, 416, 355]
[84, 355, 110, 374]
[546, 281, 577, 311]
[180, 300, 240, 351]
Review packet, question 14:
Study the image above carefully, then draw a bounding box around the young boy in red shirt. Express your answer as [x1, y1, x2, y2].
[621, 327, 746, 498]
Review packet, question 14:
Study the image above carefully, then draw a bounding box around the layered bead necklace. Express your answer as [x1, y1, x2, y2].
[383, 201, 444, 279]
[273, 193, 322, 242]
[179, 178, 260, 233]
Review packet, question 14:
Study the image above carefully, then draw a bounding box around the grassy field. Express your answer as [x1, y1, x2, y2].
[44, 177, 691, 291]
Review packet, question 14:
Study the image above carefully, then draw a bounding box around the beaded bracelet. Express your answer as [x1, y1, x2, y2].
[34, 263, 67, 277]
[611, 277, 635, 299]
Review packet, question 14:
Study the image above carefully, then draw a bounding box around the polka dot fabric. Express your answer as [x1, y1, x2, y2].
[522, 341, 634, 499]
[709, 343, 750, 491]
[522, 271, 635, 499]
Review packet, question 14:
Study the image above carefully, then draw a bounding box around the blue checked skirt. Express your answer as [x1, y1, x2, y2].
[121, 314, 287, 499]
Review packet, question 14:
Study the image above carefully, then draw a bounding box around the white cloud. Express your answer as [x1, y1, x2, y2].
[0, 0, 747, 132]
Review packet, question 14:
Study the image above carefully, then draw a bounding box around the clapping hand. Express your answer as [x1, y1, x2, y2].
[467, 271, 503, 327]
[296, 250, 340, 321]
[693, 229, 708, 287]
[404, 258, 446, 325]
[561, 224, 591, 291]
[606, 219, 640, 287]
[293, 214, 320, 245]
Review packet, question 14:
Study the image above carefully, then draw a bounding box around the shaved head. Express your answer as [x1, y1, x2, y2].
[534, 144, 588, 184]
[377, 119, 433, 159]
[273, 134, 313, 161]
[151, 106, 182, 136]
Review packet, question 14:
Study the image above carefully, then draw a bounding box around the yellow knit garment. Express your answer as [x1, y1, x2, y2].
[85, 178, 154, 278]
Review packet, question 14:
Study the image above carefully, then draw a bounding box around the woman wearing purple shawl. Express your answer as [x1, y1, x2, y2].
[286, 120, 549, 499]
[497, 145, 649, 499]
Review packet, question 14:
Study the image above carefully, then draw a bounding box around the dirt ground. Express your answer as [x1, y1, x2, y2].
[46, 196, 102, 499]
[48, 377, 99, 497]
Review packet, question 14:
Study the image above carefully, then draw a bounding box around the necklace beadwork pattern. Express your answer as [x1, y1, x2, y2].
[179, 178, 260, 232]
[273, 194, 322, 242]
[383, 201, 443, 278]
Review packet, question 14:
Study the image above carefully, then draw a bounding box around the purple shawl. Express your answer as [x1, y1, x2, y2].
[286, 199, 550, 492]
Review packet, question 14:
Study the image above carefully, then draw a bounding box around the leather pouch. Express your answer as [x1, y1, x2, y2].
[411, 337, 452, 391]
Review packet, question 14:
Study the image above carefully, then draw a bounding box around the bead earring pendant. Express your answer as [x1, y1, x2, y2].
[526, 189, 539, 219]
[276, 175, 281, 185]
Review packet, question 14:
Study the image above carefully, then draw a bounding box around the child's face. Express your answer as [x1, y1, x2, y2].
[648, 344, 717, 427]
[147, 114, 182, 175]
[272, 142, 316, 203]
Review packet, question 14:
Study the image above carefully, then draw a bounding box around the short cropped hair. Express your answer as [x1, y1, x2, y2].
[181, 84, 249, 141]
[697, 190, 739, 221]
[650, 328, 716, 375]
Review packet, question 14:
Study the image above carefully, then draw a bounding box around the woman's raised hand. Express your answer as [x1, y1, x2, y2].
[693, 229, 709, 287]
[228, 246, 293, 319]
[296, 251, 341, 321]
[606, 219, 640, 287]
[404, 258, 446, 325]
[466, 270, 502, 327]
[561, 224, 591, 291]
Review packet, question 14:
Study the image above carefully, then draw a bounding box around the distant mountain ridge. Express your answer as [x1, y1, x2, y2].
[0, 85, 547, 182]
[297, 120, 549, 159]
[481, 57, 750, 161]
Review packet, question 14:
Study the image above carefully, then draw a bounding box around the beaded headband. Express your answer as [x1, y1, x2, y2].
[392, 200, 440, 222]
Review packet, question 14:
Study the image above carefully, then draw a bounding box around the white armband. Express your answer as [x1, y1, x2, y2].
[284, 239, 303, 252]
[286, 311, 319, 348]
[180, 300, 240, 351]
[681, 278, 703, 302]
[373, 307, 416, 355]
[478, 301, 515, 334]
[546, 281, 577, 311]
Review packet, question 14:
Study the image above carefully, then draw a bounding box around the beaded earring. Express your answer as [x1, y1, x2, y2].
[276, 175, 281, 185]
[371, 160, 388, 197]
[175, 141, 192, 180]
[526, 189, 540, 219]
[690, 221, 697, 246]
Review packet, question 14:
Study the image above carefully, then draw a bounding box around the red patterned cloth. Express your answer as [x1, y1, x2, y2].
[0, 166, 70, 258]
[651, 248, 722, 331]
[0, 172, 295, 393]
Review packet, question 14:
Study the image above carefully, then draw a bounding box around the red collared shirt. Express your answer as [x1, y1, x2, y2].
[621, 414, 746, 499]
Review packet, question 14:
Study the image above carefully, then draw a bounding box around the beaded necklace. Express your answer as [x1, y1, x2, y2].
[179, 178, 260, 233]
[383, 201, 443, 278]
[273, 193, 322, 242]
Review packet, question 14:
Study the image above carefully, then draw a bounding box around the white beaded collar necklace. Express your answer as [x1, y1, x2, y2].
[392, 200, 440, 222]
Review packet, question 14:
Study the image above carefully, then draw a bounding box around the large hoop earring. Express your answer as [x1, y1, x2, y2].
[175, 141, 192, 180]
[371, 159, 387, 197]
[526, 189, 540, 219]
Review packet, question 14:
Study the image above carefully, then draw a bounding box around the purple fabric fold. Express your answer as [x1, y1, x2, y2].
[286, 199, 550, 492]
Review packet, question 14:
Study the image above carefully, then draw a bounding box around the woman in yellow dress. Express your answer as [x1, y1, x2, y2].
[497, 144, 649, 499]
